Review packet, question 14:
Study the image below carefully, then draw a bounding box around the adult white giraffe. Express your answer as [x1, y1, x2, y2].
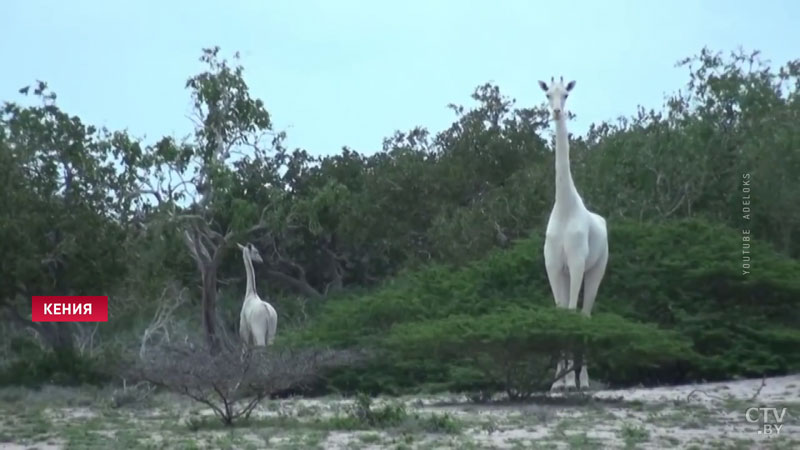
[237, 242, 278, 347]
[539, 77, 609, 391]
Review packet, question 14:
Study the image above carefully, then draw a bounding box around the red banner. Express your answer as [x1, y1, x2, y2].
[31, 296, 109, 322]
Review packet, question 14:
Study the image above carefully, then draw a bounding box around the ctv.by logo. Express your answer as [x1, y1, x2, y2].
[745, 407, 787, 436]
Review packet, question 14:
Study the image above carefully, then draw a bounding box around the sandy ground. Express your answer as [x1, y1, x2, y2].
[0, 374, 797, 449]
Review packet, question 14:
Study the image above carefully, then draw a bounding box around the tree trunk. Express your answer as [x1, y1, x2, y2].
[202, 265, 220, 354]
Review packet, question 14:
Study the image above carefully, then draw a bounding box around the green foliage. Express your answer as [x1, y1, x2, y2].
[601, 219, 800, 381]
[0, 347, 108, 387]
[386, 306, 693, 398]
[0, 84, 131, 303]
[578, 48, 800, 256]
[293, 218, 800, 394]
[0, 82, 134, 355]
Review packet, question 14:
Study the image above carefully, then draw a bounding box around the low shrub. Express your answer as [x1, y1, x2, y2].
[385, 305, 694, 398]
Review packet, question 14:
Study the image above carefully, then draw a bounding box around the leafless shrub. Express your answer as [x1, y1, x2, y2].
[139, 283, 190, 360]
[74, 323, 100, 357]
[128, 340, 362, 425]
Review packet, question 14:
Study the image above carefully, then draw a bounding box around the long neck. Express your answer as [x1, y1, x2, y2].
[554, 116, 578, 206]
[242, 251, 257, 300]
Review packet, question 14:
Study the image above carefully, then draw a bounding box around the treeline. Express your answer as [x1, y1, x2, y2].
[1, 47, 798, 392]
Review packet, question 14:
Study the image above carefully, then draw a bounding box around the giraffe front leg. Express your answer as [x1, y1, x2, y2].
[551, 356, 566, 392]
[563, 354, 577, 391]
[545, 266, 570, 394]
[579, 360, 590, 390]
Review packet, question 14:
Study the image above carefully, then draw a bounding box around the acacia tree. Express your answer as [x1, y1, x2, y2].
[134, 47, 282, 353]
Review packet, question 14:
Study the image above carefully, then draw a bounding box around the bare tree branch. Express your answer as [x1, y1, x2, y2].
[129, 339, 361, 425]
[140, 284, 189, 360]
[265, 270, 322, 299]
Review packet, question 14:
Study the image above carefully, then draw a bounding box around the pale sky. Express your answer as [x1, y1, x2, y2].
[2, 0, 797, 156]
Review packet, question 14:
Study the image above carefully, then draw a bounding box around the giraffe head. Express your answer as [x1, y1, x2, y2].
[237, 242, 263, 263]
[538, 76, 575, 120]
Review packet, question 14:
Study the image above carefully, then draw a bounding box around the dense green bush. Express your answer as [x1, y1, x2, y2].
[600, 219, 800, 381]
[385, 306, 694, 398]
[0, 345, 109, 387]
[291, 218, 800, 395]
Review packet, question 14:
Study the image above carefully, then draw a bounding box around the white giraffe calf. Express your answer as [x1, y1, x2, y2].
[237, 242, 278, 347]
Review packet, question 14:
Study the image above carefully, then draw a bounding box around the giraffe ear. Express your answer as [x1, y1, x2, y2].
[566, 80, 576, 91]
[237, 243, 246, 250]
[538, 80, 548, 91]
